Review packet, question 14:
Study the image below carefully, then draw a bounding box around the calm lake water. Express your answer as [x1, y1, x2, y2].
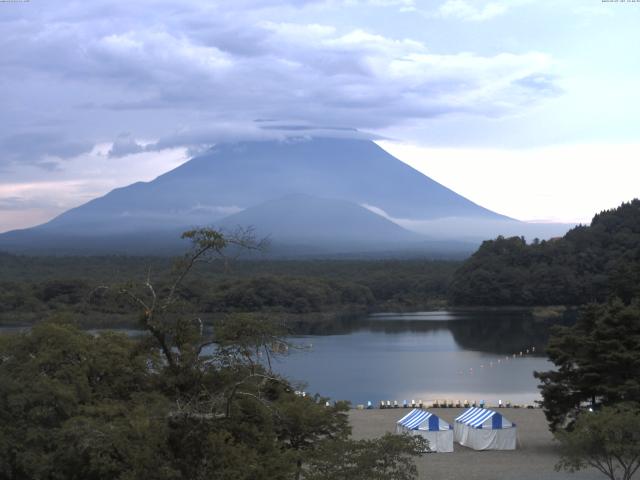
[273, 310, 566, 406]
[0, 309, 568, 406]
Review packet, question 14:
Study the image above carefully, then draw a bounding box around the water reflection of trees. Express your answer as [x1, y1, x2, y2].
[447, 316, 571, 355]
[287, 310, 577, 355]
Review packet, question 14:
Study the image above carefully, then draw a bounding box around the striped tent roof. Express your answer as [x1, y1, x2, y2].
[455, 407, 512, 429]
[397, 409, 448, 431]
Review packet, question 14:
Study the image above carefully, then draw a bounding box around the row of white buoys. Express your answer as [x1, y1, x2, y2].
[457, 346, 537, 376]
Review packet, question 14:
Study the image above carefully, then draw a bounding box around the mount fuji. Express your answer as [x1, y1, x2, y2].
[0, 137, 570, 256]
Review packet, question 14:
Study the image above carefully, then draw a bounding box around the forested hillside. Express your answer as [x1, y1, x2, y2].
[449, 200, 640, 306]
[0, 256, 457, 325]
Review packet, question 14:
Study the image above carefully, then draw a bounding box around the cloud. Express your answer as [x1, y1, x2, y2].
[0, 0, 560, 169]
[0, 133, 93, 168]
[438, 0, 515, 21]
[0, 0, 570, 232]
[343, 0, 416, 9]
[108, 133, 146, 158]
[0, 197, 29, 211]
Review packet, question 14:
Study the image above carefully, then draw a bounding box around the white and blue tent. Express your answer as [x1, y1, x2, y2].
[454, 407, 517, 450]
[395, 409, 454, 453]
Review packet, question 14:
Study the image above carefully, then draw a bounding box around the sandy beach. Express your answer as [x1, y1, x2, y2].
[349, 408, 605, 480]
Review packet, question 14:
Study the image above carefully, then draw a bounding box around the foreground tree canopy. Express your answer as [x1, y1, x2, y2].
[0, 228, 425, 480]
[555, 404, 640, 480]
[535, 299, 640, 432]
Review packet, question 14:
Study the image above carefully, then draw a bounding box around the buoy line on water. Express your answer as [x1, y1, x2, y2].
[457, 346, 537, 376]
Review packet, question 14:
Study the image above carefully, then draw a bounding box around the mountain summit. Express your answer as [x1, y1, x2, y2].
[0, 137, 566, 255]
[41, 137, 507, 231]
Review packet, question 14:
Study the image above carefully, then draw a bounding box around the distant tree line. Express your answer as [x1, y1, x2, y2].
[0, 258, 456, 325]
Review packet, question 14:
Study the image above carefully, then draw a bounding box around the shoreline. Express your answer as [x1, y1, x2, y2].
[0, 304, 579, 327]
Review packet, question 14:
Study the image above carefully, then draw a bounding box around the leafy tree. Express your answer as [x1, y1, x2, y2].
[274, 393, 350, 480]
[535, 299, 640, 431]
[305, 433, 427, 480]
[449, 199, 640, 306]
[0, 228, 426, 479]
[555, 404, 640, 480]
[0, 322, 173, 480]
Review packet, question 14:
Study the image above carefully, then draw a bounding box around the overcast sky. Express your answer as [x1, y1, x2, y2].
[1, 0, 639, 232]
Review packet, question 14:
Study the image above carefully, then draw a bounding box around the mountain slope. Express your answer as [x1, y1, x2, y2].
[34, 137, 509, 234]
[217, 194, 422, 245]
[0, 136, 564, 255]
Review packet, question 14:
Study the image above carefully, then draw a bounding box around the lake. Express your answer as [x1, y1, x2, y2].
[273, 310, 565, 406]
[0, 309, 567, 406]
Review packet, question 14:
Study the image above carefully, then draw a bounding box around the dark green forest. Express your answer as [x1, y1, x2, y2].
[3, 200, 640, 327]
[449, 200, 640, 306]
[0, 255, 457, 326]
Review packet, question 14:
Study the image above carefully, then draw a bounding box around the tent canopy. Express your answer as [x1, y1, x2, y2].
[396, 409, 455, 453]
[397, 409, 451, 432]
[455, 407, 514, 429]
